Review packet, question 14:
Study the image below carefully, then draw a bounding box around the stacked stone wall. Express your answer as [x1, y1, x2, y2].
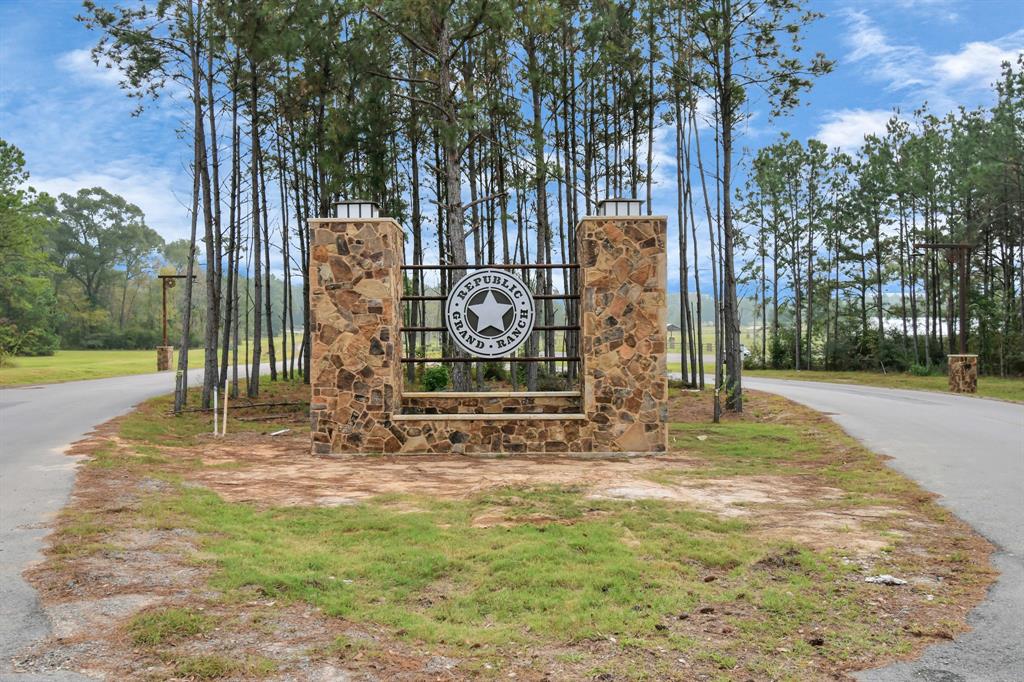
[401, 392, 581, 415]
[948, 354, 978, 393]
[310, 214, 668, 456]
[156, 346, 173, 372]
[309, 218, 404, 455]
[577, 216, 668, 453]
[390, 416, 587, 454]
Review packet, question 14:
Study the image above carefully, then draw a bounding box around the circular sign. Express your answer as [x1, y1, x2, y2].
[445, 268, 535, 358]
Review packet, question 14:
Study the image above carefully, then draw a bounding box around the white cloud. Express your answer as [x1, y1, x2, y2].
[56, 48, 124, 87]
[840, 11, 1024, 106]
[30, 160, 192, 243]
[845, 10, 897, 64]
[933, 33, 1023, 84]
[842, 10, 928, 91]
[816, 108, 894, 151]
[648, 125, 679, 189]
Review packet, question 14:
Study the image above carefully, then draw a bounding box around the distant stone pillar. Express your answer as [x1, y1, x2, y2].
[308, 217, 404, 455]
[156, 346, 173, 372]
[948, 354, 978, 393]
[577, 211, 668, 453]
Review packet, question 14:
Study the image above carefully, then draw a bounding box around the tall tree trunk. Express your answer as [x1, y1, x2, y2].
[526, 38, 554, 377]
[436, 16, 469, 390]
[719, 0, 742, 411]
[694, 107, 721, 421]
[686, 110, 705, 389]
[175, 2, 205, 414]
[248, 58, 263, 398]
[260, 151, 277, 381]
[205, 24, 222, 391]
[407, 69, 422, 385]
[875, 217, 885, 366]
[190, 0, 217, 410]
[645, 12, 656, 214]
[673, 94, 689, 385]
[275, 118, 291, 380]
[220, 64, 240, 390]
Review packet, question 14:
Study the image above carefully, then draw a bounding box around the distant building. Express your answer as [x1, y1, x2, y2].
[667, 324, 680, 349]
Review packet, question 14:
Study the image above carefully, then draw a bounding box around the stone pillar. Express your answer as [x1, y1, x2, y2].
[948, 354, 978, 393]
[577, 214, 668, 453]
[309, 218, 404, 455]
[156, 346, 174, 372]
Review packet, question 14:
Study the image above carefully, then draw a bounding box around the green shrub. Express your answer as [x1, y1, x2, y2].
[908, 363, 932, 377]
[422, 365, 450, 391]
[482, 362, 508, 382]
[537, 371, 568, 391]
[0, 321, 58, 357]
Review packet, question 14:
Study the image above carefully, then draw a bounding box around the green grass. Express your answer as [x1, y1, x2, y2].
[0, 348, 206, 387]
[116, 377, 307, 447]
[172, 655, 276, 680]
[144, 482, 882, 660]
[666, 363, 1023, 402]
[666, 392, 920, 502]
[57, 384, 989, 678]
[0, 335, 301, 387]
[173, 656, 237, 680]
[51, 509, 114, 558]
[127, 607, 214, 646]
[121, 418, 946, 677]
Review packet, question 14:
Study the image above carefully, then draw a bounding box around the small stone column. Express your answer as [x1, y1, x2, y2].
[156, 346, 173, 371]
[577, 212, 668, 453]
[948, 354, 978, 393]
[309, 217, 404, 455]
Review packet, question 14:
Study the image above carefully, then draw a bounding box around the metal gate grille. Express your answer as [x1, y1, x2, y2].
[399, 263, 581, 384]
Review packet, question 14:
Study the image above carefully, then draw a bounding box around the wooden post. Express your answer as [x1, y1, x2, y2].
[157, 274, 195, 372]
[957, 248, 969, 355]
[162, 277, 168, 346]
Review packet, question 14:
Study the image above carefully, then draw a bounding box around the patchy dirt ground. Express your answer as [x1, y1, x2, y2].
[184, 439, 895, 557]
[16, 387, 995, 681]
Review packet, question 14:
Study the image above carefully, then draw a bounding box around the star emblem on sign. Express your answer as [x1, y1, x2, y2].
[469, 291, 512, 333]
[444, 268, 536, 358]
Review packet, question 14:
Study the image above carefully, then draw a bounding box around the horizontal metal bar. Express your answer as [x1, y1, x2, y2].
[402, 390, 581, 398]
[393, 413, 587, 421]
[914, 242, 974, 249]
[401, 293, 579, 301]
[401, 263, 579, 271]
[401, 356, 581, 363]
[401, 325, 580, 333]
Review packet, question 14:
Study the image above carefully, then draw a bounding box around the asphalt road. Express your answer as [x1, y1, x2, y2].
[738, 376, 1024, 682]
[2, 369, 1021, 681]
[0, 367, 222, 680]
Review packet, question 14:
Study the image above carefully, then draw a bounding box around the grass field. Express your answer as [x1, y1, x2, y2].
[7, 343, 1020, 403]
[0, 336, 301, 387]
[0, 349, 208, 387]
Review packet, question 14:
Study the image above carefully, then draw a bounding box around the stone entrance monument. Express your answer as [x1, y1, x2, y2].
[947, 354, 978, 393]
[309, 198, 667, 456]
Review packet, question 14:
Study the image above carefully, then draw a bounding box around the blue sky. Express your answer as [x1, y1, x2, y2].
[2, 0, 1022, 285]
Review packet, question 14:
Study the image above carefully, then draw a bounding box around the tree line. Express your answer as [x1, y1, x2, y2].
[0, 141, 300, 368]
[7, 1, 1018, 418]
[738, 59, 1024, 378]
[73, 0, 831, 419]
